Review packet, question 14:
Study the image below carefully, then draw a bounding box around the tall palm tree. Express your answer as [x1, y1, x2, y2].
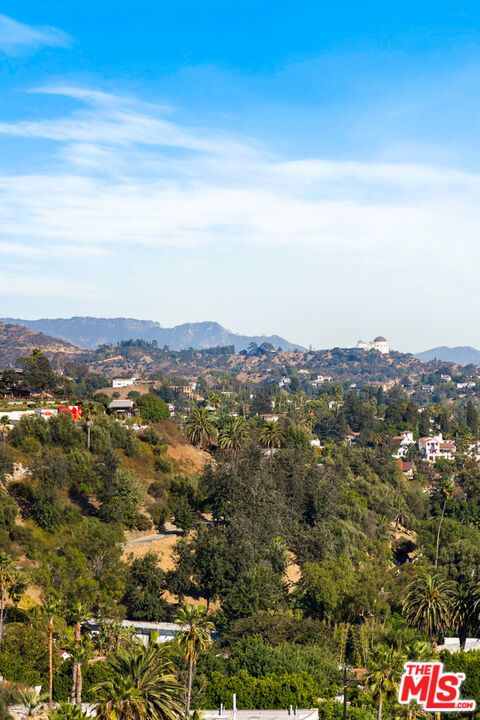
[403, 573, 453, 649]
[434, 476, 455, 568]
[174, 604, 214, 719]
[218, 416, 249, 453]
[365, 646, 405, 720]
[82, 400, 99, 451]
[43, 595, 61, 707]
[451, 580, 480, 651]
[0, 551, 15, 646]
[69, 641, 89, 706]
[259, 420, 283, 449]
[184, 407, 217, 448]
[92, 643, 183, 720]
[66, 601, 90, 705]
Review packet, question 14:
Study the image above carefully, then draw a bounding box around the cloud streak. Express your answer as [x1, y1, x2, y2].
[0, 85, 480, 276]
[0, 13, 71, 56]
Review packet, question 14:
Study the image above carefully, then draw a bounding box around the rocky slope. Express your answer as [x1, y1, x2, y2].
[0, 322, 82, 367]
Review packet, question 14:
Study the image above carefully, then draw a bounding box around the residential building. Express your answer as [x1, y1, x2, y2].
[418, 434, 456, 462]
[356, 336, 390, 354]
[311, 375, 333, 386]
[392, 431, 415, 459]
[34, 408, 58, 418]
[87, 620, 190, 647]
[108, 399, 135, 417]
[437, 637, 480, 653]
[112, 378, 135, 388]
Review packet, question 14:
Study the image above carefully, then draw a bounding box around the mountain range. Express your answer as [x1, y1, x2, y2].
[414, 346, 480, 365]
[1, 317, 304, 353]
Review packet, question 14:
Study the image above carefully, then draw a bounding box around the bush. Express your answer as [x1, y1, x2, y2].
[0, 492, 17, 530]
[136, 393, 170, 423]
[154, 455, 174, 474]
[201, 670, 317, 709]
[134, 512, 153, 531]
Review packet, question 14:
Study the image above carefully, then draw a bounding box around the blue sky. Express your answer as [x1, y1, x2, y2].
[1, 2, 480, 351]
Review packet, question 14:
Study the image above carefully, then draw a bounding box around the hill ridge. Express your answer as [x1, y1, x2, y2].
[1, 316, 304, 352]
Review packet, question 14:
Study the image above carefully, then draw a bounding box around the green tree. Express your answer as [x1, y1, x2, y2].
[403, 573, 453, 649]
[92, 644, 183, 720]
[174, 604, 214, 718]
[123, 553, 168, 622]
[98, 469, 143, 528]
[365, 646, 405, 720]
[450, 581, 480, 651]
[218, 417, 249, 453]
[259, 421, 283, 449]
[0, 552, 15, 645]
[136, 393, 170, 423]
[184, 407, 217, 448]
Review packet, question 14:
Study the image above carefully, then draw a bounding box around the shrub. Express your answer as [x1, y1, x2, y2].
[201, 670, 317, 709]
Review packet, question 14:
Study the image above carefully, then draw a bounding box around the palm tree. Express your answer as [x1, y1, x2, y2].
[451, 580, 480, 651]
[434, 476, 455, 568]
[0, 551, 15, 646]
[43, 595, 61, 707]
[82, 400, 99, 451]
[365, 646, 405, 720]
[174, 604, 214, 719]
[66, 601, 90, 705]
[403, 573, 453, 649]
[92, 643, 183, 720]
[207, 392, 221, 410]
[184, 407, 217, 448]
[69, 641, 89, 705]
[259, 420, 283, 449]
[218, 416, 249, 453]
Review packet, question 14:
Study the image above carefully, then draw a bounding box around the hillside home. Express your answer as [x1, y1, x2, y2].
[392, 431, 415, 459]
[418, 434, 456, 462]
[112, 378, 135, 388]
[108, 399, 135, 417]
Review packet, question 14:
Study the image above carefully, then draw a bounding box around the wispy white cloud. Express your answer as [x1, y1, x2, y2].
[0, 85, 480, 275]
[0, 13, 71, 56]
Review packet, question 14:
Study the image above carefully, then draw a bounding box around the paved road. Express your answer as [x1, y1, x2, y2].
[123, 533, 167, 547]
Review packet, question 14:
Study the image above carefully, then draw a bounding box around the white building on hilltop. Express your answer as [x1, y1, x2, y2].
[357, 336, 390, 354]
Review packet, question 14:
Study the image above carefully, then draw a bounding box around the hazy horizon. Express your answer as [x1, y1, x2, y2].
[1, 2, 480, 352]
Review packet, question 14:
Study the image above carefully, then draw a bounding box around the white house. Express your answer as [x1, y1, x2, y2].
[311, 375, 333, 386]
[392, 431, 415, 459]
[456, 381, 476, 390]
[438, 637, 480, 653]
[418, 434, 456, 463]
[112, 378, 135, 388]
[86, 620, 199, 647]
[357, 336, 390, 354]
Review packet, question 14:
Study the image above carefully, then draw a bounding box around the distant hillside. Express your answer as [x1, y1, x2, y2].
[415, 346, 480, 365]
[0, 322, 81, 368]
[2, 317, 303, 352]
